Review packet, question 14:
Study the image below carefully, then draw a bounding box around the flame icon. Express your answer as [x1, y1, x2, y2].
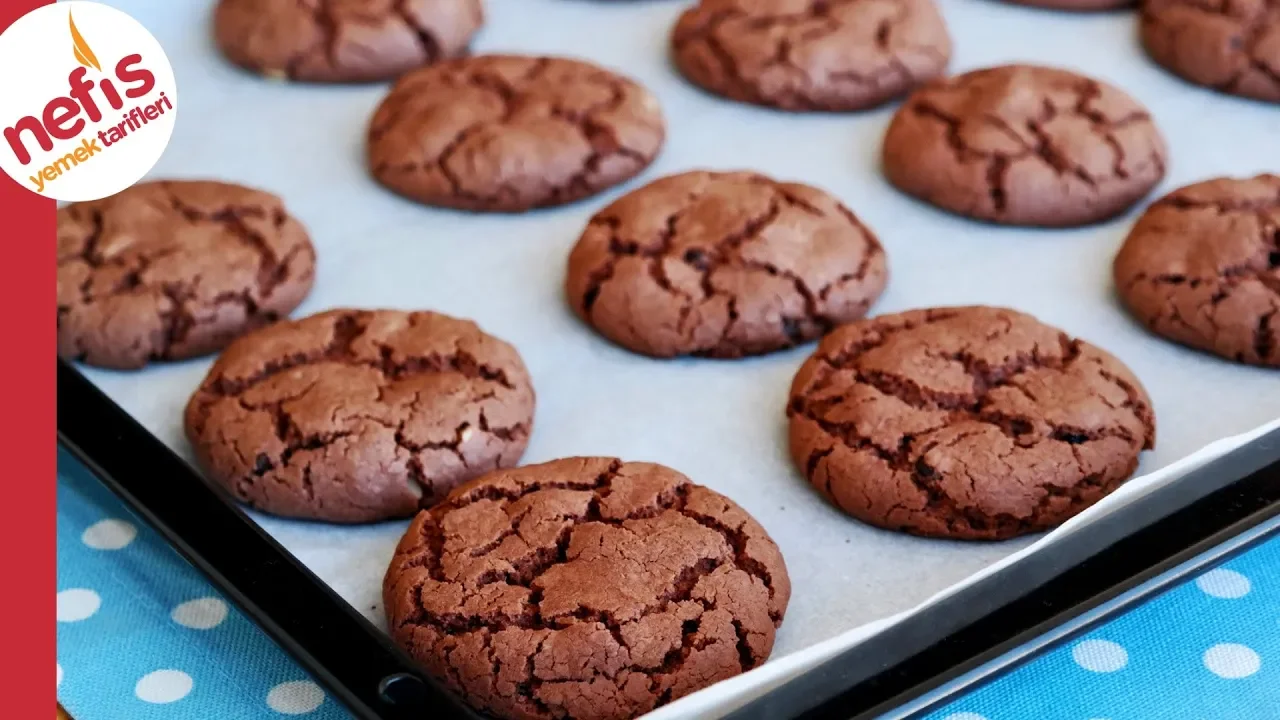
[69, 11, 101, 71]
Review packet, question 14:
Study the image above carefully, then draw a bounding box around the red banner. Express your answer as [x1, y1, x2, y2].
[1, 0, 55, 716]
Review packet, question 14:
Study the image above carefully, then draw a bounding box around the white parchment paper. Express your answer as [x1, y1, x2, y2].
[87, 0, 1280, 715]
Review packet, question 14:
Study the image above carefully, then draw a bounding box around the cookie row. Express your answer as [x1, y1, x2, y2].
[55, 165, 1278, 373]
[362, 52, 1163, 226]
[212, 0, 1280, 104]
[372, 53, 1169, 224]
[173, 303, 1153, 714]
[174, 37, 1230, 230]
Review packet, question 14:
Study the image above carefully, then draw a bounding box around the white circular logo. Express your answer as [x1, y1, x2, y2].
[0, 1, 176, 201]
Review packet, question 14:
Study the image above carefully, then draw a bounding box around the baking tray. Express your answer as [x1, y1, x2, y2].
[74, 0, 1280, 716]
[55, 362, 1280, 719]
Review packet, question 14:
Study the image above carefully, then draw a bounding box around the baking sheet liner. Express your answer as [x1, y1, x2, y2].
[85, 0, 1280, 715]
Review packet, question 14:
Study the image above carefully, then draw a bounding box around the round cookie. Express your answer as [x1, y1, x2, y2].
[882, 65, 1168, 227]
[566, 170, 888, 358]
[1141, 0, 1280, 103]
[671, 0, 952, 111]
[1114, 175, 1280, 367]
[184, 309, 535, 523]
[367, 55, 666, 212]
[383, 457, 790, 720]
[57, 180, 315, 370]
[213, 0, 483, 83]
[787, 306, 1156, 540]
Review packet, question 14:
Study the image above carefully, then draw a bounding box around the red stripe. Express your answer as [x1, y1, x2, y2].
[2, 0, 57, 716]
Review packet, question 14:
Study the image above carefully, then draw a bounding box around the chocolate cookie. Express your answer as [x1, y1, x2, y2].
[566, 171, 888, 358]
[882, 65, 1168, 226]
[367, 55, 666, 212]
[1114, 175, 1280, 367]
[184, 309, 535, 523]
[1141, 0, 1280, 103]
[787, 306, 1156, 540]
[213, 0, 483, 83]
[671, 0, 952, 111]
[383, 457, 790, 720]
[57, 181, 315, 370]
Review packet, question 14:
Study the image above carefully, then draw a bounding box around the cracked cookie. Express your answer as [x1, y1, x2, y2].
[57, 180, 315, 370]
[671, 0, 952, 111]
[383, 457, 790, 720]
[566, 170, 888, 358]
[787, 306, 1156, 540]
[1114, 175, 1280, 367]
[213, 0, 483, 83]
[184, 308, 535, 523]
[367, 55, 666, 212]
[1141, 0, 1280, 102]
[882, 65, 1168, 227]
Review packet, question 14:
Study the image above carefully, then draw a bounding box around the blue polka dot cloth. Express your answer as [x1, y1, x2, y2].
[923, 520, 1280, 720]
[57, 442, 1278, 719]
[56, 448, 352, 719]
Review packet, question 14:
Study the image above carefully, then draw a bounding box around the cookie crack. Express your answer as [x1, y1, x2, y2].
[675, 8, 757, 103]
[157, 283, 198, 357]
[676, 507, 777, 611]
[541, 555, 723, 641]
[72, 206, 106, 268]
[547, 78, 652, 206]
[203, 312, 365, 397]
[581, 187, 712, 316]
[279, 0, 339, 79]
[911, 102, 1025, 212]
[474, 478, 692, 592]
[392, 0, 441, 63]
[444, 459, 624, 513]
[907, 433, 1044, 536]
[911, 79, 1155, 213]
[167, 189, 288, 297]
[197, 314, 518, 410]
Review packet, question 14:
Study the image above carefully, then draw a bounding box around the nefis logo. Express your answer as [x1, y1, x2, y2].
[0, 1, 177, 201]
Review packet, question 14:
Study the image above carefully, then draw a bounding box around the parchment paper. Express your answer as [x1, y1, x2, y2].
[86, 0, 1280, 715]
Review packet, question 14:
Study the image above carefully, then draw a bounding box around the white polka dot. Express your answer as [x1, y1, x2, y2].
[1204, 643, 1261, 679]
[56, 589, 101, 622]
[57, 664, 63, 687]
[135, 670, 193, 703]
[941, 714, 988, 720]
[171, 597, 228, 630]
[80, 518, 137, 550]
[1072, 639, 1128, 672]
[1197, 568, 1251, 599]
[266, 680, 325, 715]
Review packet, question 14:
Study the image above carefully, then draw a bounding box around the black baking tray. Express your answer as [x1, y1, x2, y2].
[56, 357, 1280, 720]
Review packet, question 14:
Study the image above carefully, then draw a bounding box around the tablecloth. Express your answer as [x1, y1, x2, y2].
[56, 448, 349, 719]
[923, 521, 1279, 720]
